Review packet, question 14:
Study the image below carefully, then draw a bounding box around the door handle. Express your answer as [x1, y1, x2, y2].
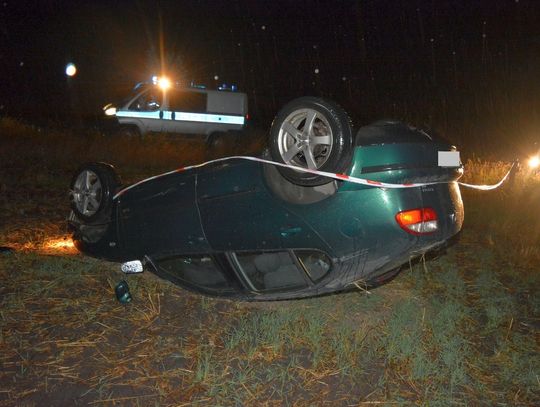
[280, 226, 302, 237]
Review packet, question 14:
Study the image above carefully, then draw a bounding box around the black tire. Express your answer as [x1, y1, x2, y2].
[227, 130, 242, 149]
[116, 126, 141, 138]
[69, 162, 121, 223]
[206, 131, 226, 149]
[269, 97, 354, 186]
[262, 149, 338, 204]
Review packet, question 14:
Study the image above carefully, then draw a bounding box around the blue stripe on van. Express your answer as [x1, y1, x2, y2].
[116, 110, 245, 125]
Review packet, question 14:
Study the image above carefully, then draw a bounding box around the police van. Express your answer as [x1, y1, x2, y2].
[103, 79, 248, 141]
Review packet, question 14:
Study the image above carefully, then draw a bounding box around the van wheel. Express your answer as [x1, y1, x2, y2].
[269, 97, 354, 186]
[207, 131, 241, 150]
[206, 132, 225, 149]
[69, 163, 121, 223]
[116, 126, 141, 138]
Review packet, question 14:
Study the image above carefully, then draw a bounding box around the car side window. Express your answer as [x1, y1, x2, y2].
[129, 90, 161, 111]
[168, 90, 207, 113]
[155, 255, 239, 292]
[234, 251, 308, 291]
[295, 250, 331, 282]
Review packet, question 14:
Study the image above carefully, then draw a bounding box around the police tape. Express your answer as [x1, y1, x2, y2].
[113, 156, 515, 200]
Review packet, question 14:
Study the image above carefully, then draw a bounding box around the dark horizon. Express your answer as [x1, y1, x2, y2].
[2, 0, 540, 155]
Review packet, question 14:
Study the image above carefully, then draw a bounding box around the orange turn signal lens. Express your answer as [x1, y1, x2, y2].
[395, 208, 438, 235]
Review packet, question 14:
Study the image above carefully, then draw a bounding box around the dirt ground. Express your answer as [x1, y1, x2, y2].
[1, 130, 538, 405]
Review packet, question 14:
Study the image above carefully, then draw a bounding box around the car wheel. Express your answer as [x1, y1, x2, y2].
[69, 162, 121, 223]
[269, 97, 354, 186]
[262, 149, 338, 204]
[116, 126, 141, 138]
[206, 131, 226, 149]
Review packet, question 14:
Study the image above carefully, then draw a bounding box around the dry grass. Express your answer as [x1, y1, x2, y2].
[461, 158, 540, 272]
[461, 158, 514, 185]
[1, 119, 539, 405]
[0, 117, 267, 185]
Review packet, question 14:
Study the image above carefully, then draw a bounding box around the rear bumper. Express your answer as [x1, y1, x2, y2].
[329, 181, 464, 288]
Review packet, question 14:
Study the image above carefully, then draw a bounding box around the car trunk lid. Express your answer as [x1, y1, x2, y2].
[343, 120, 464, 244]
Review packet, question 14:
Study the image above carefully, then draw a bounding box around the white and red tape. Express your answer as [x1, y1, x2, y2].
[113, 156, 515, 200]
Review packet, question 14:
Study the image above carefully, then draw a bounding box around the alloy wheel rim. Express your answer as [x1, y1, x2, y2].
[71, 170, 103, 216]
[277, 108, 333, 171]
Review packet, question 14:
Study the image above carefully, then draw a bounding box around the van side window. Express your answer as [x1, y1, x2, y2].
[168, 91, 207, 113]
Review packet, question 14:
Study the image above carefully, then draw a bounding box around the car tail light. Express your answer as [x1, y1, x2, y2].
[395, 208, 438, 235]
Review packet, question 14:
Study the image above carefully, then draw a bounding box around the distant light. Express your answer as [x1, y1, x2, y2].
[342, 76, 347, 81]
[19, 61, 24, 67]
[65, 63, 77, 77]
[104, 106, 117, 116]
[214, 75, 219, 80]
[151, 75, 158, 84]
[261, 25, 266, 30]
[528, 155, 540, 169]
[158, 76, 171, 90]
[314, 68, 319, 74]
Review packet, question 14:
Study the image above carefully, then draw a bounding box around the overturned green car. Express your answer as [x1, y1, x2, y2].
[69, 97, 463, 300]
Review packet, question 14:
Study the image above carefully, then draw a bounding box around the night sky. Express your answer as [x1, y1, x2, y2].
[2, 0, 540, 150]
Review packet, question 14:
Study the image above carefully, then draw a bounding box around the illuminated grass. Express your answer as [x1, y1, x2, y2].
[0, 120, 539, 405]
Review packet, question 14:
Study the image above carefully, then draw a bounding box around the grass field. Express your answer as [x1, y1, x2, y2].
[0, 119, 539, 406]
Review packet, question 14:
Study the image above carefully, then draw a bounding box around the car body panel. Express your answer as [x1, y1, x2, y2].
[196, 161, 330, 253]
[70, 120, 464, 300]
[118, 173, 209, 257]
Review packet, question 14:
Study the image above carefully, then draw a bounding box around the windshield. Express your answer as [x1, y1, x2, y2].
[116, 83, 153, 108]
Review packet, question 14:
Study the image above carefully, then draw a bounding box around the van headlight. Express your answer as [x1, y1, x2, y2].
[103, 103, 117, 116]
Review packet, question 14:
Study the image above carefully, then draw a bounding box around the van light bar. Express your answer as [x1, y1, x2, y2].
[395, 208, 438, 235]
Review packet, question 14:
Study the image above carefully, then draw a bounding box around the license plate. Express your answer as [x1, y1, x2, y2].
[121, 260, 144, 274]
[438, 151, 460, 167]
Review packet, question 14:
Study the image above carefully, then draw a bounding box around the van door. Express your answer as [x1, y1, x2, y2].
[162, 89, 208, 135]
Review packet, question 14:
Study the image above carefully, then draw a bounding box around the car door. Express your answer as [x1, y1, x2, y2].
[119, 172, 210, 256]
[196, 160, 329, 252]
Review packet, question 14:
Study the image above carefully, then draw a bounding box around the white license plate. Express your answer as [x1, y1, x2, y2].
[121, 260, 144, 274]
[438, 151, 461, 167]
